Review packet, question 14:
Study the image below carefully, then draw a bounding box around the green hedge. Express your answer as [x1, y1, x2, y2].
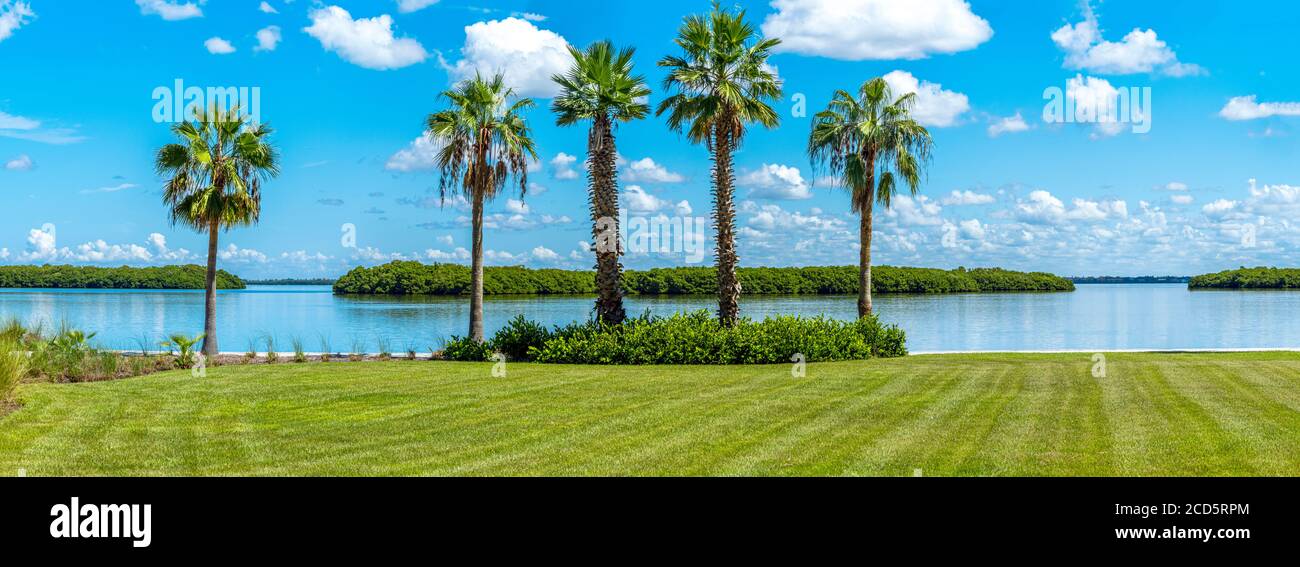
[0, 265, 246, 290]
[1188, 267, 1300, 289]
[443, 312, 907, 365]
[335, 262, 1073, 295]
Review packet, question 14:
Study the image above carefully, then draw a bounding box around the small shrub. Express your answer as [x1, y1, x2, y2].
[244, 338, 258, 364]
[377, 337, 392, 361]
[318, 334, 333, 363]
[349, 338, 365, 362]
[441, 336, 496, 362]
[161, 333, 204, 369]
[491, 315, 552, 362]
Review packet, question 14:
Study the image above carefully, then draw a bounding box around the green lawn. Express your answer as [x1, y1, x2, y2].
[3, 353, 1300, 476]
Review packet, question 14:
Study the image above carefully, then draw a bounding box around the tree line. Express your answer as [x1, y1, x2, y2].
[333, 261, 1073, 295]
[0, 265, 245, 290]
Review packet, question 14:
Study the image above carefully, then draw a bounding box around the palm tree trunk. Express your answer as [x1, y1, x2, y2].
[859, 204, 874, 318]
[714, 125, 741, 327]
[590, 116, 626, 325]
[469, 193, 486, 343]
[201, 220, 220, 357]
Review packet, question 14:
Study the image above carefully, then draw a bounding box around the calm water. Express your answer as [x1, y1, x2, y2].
[0, 284, 1296, 353]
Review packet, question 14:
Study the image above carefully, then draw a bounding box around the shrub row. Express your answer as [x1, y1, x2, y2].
[0, 265, 245, 290]
[1188, 267, 1300, 289]
[443, 312, 907, 365]
[335, 262, 1073, 295]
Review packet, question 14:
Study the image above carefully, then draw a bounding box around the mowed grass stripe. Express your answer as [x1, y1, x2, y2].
[2, 353, 1300, 476]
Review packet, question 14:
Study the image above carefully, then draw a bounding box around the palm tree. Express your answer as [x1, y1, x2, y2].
[156, 106, 279, 357]
[809, 78, 933, 318]
[657, 3, 782, 327]
[552, 41, 651, 325]
[429, 73, 538, 343]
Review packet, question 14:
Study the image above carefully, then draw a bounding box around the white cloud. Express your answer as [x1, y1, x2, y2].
[988, 112, 1030, 137]
[1013, 189, 1126, 224]
[255, 26, 282, 52]
[441, 17, 571, 98]
[1201, 199, 1237, 218]
[551, 152, 579, 180]
[622, 157, 684, 184]
[531, 246, 559, 261]
[258, 2, 278, 15]
[1219, 95, 1300, 121]
[204, 37, 236, 55]
[396, 0, 440, 13]
[304, 6, 429, 70]
[0, 110, 38, 130]
[218, 244, 268, 263]
[1065, 74, 1129, 137]
[425, 247, 470, 262]
[81, 183, 139, 194]
[385, 132, 443, 172]
[504, 198, 529, 215]
[885, 195, 945, 226]
[761, 0, 992, 60]
[623, 185, 671, 214]
[4, 154, 32, 171]
[136, 0, 202, 21]
[959, 219, 985, 240]
[881, 70, 969, 127]
[941, 190, 995, 205]
[1164, 182, 1189, 191]
[1170, 195, 1194, 205]
[1051, 2, 1202, 76]
[0, 1, 34, 43]
[740, 163, 813, 200]
[13, 229, 193, 264]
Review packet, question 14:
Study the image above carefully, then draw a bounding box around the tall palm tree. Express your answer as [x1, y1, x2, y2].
[657, 3, 782, 327]
[429, 73, 538, 343]
[552, 40, 651, 325]
[809, 78, 933, 318]
[156, 106, 279, 357]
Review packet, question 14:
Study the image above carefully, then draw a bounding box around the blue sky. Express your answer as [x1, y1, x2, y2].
[1, 0, 1298, 278]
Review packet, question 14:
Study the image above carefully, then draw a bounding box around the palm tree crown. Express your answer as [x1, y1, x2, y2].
[429, 73, 538, 207]
[156, 107, 279, 231]
[656, 5, 782, 146]
[552, 40, 651, 128]
[808, 78, 932, 214]
[552, 40, 650, 325]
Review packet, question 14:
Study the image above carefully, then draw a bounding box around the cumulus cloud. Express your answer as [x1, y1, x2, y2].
[204, 37, 235, 55]
[1064, 74, 1133, 137]
[13, 229, 193, 264]
[988, 112, 1030, 137]
[218, 244, 268, 263]
[304, 6, 429, 70]
[258, 2, 278, 14]
[385, 132, 443, 172]
[255, 26, 282, 52]
[136, 0, 202, 21]
[550, 152, 579, 180]
[4, 154, 32, 171]
[1013, 189, 1127, 224]
[0, 1, 34, 43]
[761, 0, 992, 60]
[1219, 95, 1300, 121]
[941, 190, 995, 206]
[1051, 2, 1202, 76]
[621, 157, 684, 184]
[440, 17, 571, 98]
[881, 70, 969, 127]
[1170, 195, 1194, 205]
[740, 163, 813, 200]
